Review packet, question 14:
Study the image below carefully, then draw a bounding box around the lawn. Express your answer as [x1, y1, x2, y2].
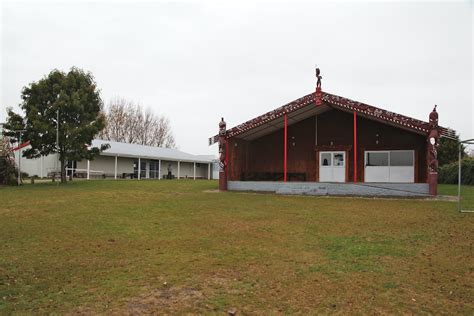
[0, 181, 473, 314]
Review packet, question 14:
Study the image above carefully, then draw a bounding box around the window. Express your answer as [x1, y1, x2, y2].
[365, 151, 414, 167]
[149, 161, 160, 179]
[390, 151, 414, 166]
[321, 153, 331, 166]
[133, 160, 147, 178]
[333, 153, 344, 166]
[366, 152, 389, 166]
[365, 150, 414, 183]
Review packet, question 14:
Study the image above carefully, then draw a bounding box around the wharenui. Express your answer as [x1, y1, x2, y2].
[209, 68, 456, 197]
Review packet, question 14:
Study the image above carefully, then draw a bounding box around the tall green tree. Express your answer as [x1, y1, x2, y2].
[438, 133, 466, 166]
[3, 67, 108, 183]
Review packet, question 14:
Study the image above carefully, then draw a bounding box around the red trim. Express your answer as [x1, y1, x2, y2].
[225, 141, 229, 176]
[284, 113, 288, 182]
[353, 111, 357, 182]
[315, 87, 322, 106]
[232, 142, 237, 180]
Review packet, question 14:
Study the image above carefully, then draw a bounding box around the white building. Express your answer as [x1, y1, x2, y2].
[14, 139, 216, 180]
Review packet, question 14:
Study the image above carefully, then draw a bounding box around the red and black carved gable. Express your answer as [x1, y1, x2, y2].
[209, 91, 455, 144]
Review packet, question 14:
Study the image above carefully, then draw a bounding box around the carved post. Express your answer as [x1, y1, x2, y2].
[427, 105, 439, 196]
[218, 117, 228, 191]
[315, 67, 323, 106]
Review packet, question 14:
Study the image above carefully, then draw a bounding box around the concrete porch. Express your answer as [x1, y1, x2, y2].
[227, 181, 430, 197]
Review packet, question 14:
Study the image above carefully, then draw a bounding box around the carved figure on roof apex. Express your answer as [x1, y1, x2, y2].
[316, 67, 322, 88]
[315, 67, 323, 106]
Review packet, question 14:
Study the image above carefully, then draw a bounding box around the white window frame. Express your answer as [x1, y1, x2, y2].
[319, 151, 346, 182]
[364, 150, 414, 167]
[319, 151, 346, 167]
[364, 150, 415, 183]
[389, 150, 415, 167]
[320, 152, 332, 167]
[365, 151, 390, 167]
[332, 152, 345, 167]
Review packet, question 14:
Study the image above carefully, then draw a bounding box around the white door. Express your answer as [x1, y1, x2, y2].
[319, 151, 345, 182]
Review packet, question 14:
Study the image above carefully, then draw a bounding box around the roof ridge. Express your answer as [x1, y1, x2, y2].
[208, 91, 455, 144]
[93, 139, 184, 152]
[91, 139, 214, 162]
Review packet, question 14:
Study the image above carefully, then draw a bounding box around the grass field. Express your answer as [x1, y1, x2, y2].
[1, 181, 473, 314]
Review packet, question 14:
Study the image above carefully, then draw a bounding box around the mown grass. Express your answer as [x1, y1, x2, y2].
[0, 181, 473, 314]
[440, 183, 474, 210]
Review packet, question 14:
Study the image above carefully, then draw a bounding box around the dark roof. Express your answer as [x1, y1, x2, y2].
[209, 91, 455, 144]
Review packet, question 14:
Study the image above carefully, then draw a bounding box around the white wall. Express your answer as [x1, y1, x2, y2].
[77, 157, 212, 179]
[177, 161, 210, 179]
[77, 156, 134, 177]
[14, 149, 213, 180]
[212, 161, 219, 180]
[14, 150, 58, 178]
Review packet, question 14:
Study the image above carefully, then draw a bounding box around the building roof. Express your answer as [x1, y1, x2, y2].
[92, 139, 215, 163]
[209, 91, 456, 144]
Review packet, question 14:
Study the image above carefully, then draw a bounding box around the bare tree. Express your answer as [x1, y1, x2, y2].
[98, 97, 176, 148]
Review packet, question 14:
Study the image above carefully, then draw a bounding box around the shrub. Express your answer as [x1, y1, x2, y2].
[438, 157, 474, 185]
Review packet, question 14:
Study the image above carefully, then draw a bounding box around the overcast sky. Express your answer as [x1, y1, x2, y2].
[1, 1, 472, 155]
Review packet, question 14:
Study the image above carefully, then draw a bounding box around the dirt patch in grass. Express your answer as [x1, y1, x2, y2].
[203, 189, 220, 193]
[120, 286, 205, 314]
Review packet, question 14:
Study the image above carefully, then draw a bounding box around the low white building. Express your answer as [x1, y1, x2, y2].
[14, 139, 216, 180]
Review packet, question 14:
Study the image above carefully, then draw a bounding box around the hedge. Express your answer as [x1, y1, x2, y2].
[438, 157, 474, 185]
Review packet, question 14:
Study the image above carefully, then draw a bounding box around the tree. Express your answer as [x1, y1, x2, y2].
[438, 133, 466, 166]
[98, 97, 176, 148]
[3, 67, 108, 183]
[0, 134, 17, 185]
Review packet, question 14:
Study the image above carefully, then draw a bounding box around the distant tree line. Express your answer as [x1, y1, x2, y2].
[98, 97, 176, 148]
[438, 135, 466, 167]
[439, 158, 473, 185]
[438, 134, 473, 185]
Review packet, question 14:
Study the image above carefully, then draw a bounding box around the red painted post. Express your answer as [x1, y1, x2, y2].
[353, 111, 357, 182]
[284, 113, 288, 182]
[232, 142, 237, 180]
[226, 141, 229, 179]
